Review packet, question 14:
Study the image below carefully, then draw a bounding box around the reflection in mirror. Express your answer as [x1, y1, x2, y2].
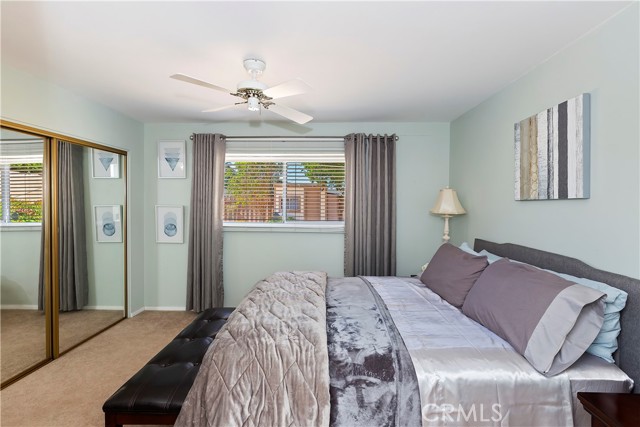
[57, 143, 125, 353]
[0, 128, 47, 383]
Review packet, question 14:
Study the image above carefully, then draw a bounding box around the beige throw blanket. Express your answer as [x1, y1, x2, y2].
[176, 271, 330, 427]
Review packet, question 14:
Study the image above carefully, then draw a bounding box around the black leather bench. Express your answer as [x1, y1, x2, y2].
[103, 307, 234, 427]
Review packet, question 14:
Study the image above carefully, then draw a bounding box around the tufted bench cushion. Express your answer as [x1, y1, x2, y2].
[102, 307, 234, 427]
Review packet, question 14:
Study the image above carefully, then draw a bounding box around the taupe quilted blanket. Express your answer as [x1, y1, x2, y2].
[176, 271, 330, 427]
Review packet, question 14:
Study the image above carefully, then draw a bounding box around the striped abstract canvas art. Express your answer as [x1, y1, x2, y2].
[515, 93, 590, 200]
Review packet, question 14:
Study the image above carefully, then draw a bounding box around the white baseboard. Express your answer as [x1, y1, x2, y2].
[83, 305, 124, 310]
[143, 306, 188, 311]
[1, 304, 38, 310]
[130, 306, 145, 317]
[128, 306, 188, 317]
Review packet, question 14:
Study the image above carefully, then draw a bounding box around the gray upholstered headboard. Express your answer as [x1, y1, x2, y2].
[474, 239, 639, 393]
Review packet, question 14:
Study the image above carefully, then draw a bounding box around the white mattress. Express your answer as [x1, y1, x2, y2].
[365, 276, 633, 427]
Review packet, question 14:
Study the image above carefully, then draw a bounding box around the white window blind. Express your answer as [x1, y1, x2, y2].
[224, 140, 345, 224]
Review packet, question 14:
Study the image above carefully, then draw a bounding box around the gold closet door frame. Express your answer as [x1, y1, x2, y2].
[0, 120, 128, 386]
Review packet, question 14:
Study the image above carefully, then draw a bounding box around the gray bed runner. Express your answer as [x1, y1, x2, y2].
[326, 277, 422, 427]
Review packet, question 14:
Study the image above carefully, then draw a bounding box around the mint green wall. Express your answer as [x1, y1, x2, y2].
[83, 149, 126, 308]
[1, 64, 145, 312]
[144, 122, 450, 307]
[0, 229, 41, 306]
[450, 5, 639, 278]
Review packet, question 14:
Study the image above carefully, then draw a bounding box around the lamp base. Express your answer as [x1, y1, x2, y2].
[441, 215, 452, 243]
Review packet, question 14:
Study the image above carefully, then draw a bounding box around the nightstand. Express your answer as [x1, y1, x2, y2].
[577, 392, 640, 427]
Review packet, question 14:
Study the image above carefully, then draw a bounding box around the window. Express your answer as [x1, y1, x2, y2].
[0, 140, 44, 224]
[286, 196, 300, 212]
[224, 140, 344, 225]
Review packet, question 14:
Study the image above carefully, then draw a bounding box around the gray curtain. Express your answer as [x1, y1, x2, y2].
[186, 133, 226, 312]
[344, 133, 396, 276]
[39, 141, 88, 311]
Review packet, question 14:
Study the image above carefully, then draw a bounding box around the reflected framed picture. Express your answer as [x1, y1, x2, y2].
[158, 140, 186, 178]
[92, 149, 120, 178]
[94, 205, 122, 243]
[156, 205, 184, 243]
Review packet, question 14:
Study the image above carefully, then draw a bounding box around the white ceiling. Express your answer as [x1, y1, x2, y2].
[0, 1, 632, 124]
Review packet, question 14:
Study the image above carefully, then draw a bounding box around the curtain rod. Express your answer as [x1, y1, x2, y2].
[189, 134, 399, 141]
[189, 135, 342, 141]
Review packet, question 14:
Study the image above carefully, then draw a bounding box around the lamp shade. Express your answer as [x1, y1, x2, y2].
[431, 187, 466, 215]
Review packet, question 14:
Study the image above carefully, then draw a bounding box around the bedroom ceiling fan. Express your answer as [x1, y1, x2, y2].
[170, 59, 313, 124]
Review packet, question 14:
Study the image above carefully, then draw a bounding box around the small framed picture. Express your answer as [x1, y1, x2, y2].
[156, 205, 184, 243]
[92, 149, 120, 178]
[158, 140, 186, 178]
[94, 205, 122, 243]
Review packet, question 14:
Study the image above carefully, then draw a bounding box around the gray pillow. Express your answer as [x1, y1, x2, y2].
[462, 258, 606, 376]
[476, 249, 627, 363]
[420, 243, 489, 308]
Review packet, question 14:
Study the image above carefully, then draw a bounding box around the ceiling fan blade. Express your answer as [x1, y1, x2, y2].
[201, 103, 239, 113]
[170, 73, 233, 93]
[263, 78, 312, 99]
[267, 104, 313, 125]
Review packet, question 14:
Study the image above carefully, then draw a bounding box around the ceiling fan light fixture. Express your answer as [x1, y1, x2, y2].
[247, 96, 260, 111]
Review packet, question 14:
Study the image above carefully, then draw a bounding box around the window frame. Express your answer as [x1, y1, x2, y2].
[223, 140, 345, 232]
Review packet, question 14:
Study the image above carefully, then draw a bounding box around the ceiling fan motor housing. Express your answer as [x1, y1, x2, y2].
[237, 79, 267, 91]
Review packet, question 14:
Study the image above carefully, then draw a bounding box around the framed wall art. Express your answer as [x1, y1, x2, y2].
[156, 205, 184, 243]
[94, 205, 122, 242]
[92, 149, 120, 178]
[158, 140, 186, 178]
[515, 93, 590, 200]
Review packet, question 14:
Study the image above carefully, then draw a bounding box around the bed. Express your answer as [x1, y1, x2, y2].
[175, 239, 639, 427]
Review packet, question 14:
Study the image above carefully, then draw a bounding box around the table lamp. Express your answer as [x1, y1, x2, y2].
[430, 187, 466, 243]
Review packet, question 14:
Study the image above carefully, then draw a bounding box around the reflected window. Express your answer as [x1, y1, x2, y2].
[0, 140, 43, 224]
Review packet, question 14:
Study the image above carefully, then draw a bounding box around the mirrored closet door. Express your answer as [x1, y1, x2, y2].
[0, 122, 127, 387]
[54, 141, 126, 354]
[0, 127, 48, 383]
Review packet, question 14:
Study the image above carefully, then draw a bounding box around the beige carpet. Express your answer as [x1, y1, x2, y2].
[0, 310, 197, 427]
[0, 310, 46, 382]
[1, 309, 125, 382]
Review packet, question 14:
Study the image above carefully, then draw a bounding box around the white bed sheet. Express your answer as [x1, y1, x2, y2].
[365, 276, 633, 427]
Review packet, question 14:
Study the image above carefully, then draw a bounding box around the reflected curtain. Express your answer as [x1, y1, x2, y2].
[344, 133, 396, 276]
[186, 133, 226, 312]
[39, 141, 88, 311]
[37, 171, 46, 311]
